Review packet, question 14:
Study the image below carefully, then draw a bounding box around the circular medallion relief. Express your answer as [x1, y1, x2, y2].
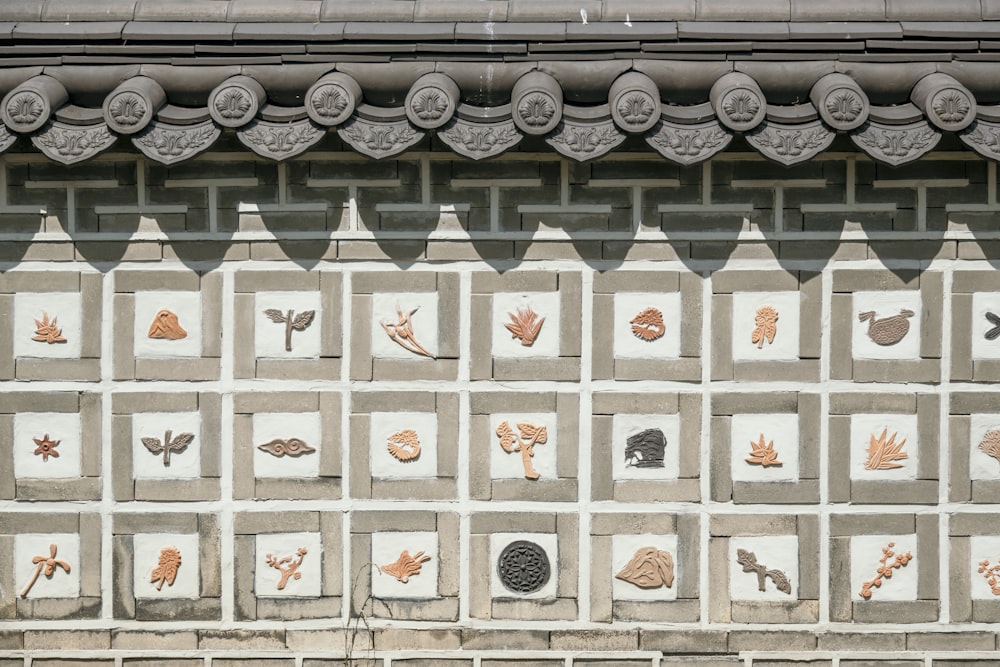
[930, 88, 974, 129]
[210, 84, 258, 128]
[720, 88, 764, 131]
[3, 91, 46, 132]
[106, 92, 149, 133]
[612, 90, 659, 133]
[497, 540, 551, 594]
[407, 85, 454, 129]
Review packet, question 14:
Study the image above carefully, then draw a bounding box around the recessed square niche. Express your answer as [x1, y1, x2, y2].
[254, 532, 323, 599]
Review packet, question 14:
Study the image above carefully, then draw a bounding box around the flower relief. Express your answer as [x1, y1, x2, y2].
[311, 85, 348, 120]
[109, 93, 146, 126]
[723, 90, 760, 123]
[381, 550, 431, 583]
[380, 303, 434, 358]
[411, 88, 448, 121]
[858, 542, 912, 599]
[617, 92, 655, 126]
[7, 92, 42, 125]
[826, 91, 863, 123]
[933, 90, 971, 123]
[518, 93, 555, 127]
[215, 87, 252, 120]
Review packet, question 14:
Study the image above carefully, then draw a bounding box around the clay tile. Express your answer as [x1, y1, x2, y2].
[696, 0, 791, 21]
[787, 22, 902, 40]
[41, 0, 137, 21]
[789, 0, 887, 21]
[413, 0, 508, 21]
[122, 21, 235, 40]
[901, 22, 1000, 39]
[0, 2, 44, 21]
[342, 21, 454, 40]
[13, 22, 126, 40]
[603, 0, 696, 21]
[678, 22, 790, 40]
[886, 0, 981, 20]
[455, 22, 566, 41]
[134, 0, 230, 21]
[320, 0, 415, 21]
[507, 0, 602, 22]
[227, 0, 322, 22]
[567, 21, 677, 41]
[234, 22, 345, 41]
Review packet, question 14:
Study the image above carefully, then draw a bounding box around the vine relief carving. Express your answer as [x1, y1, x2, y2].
[439, 120, 522, 160]
[238, 120, 324, 161]
[746, 121, 834, 165]
[961, 120, 1000, 160]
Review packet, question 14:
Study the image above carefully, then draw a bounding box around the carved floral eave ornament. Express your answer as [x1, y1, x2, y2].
[0, 63, 993, 166]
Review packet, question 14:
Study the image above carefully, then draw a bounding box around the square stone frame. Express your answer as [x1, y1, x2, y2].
[350, 510, 459, 622]
[829, 392, 939, 505]
[471, 270, 582, 382]
[234, 391, 342, 501]
[349, 391, 458, 501]
[830, 269, 942, 383]
[113, 269, 223, 381]
[592, 270, 702, 382]
[950, 513, 1000, 623]
[591, 392, 701, 503]
[708, 513, 820, 624]
[949, 391, 1000, 503]
[234, 270, 343, 380]
[111, 392, 222, 502]
[350, 271, 460, 382]
[470, 391, 579, 502]
[233, 511, 342, 621]
[0, 391, 101, 502]
[829, 513, 939, 623]
[0, 270, 102, 381]
[112, 512, 221, 621]
[590, 512, 700, 623]
[0, 512, 101, 620]
[711, 269, 821, 382]
[469, 512, 578, 621]
[710, 392, 820, 504]
[952, 270, 1000, 382]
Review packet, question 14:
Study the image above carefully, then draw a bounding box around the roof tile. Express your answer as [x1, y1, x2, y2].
[454, 22, 566, 41]
[122, 21, 235, 40]
[602, 0, 696, 21]
[342, 21, 454, 40]
[787, 22, 902, 39]
[566, 21, 677, 40]
[13, 21, 126, 39]
[41, 0, 137, 21]
[696, 0, 790, 21]
[0, 2, 45, 21]
[234, 22, 345, 41]
[134, 0, 230, 21]
[885, 0, 981, 20]
[227, 0, 321, 22]
[678, 21, 790, 40]
[0, 23, 16, 40]
[413, 0, 508, 21]
[790, 0, 886, 21]
[508, 0, 602, 22]
[985, 0, 1000, 19]
[320, 0, 415, 21]
[901, 21, 1000, 38]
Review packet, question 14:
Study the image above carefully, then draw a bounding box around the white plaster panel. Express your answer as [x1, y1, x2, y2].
[254, 292, 322, 359]
[369, 411, 438, 479]
[489, 532, 558, 600]
[728, 535, 799, 601]
[133, 291, 203, 358]
[13, 291, 82, 359]
[611, 413, 680, 481]
[489, 413, 557, 480]
[254, 532, 323, 598]
[132, 533, 201, 600]
[611, 533, 678, 602]
[613, 292, 682, 359]
[852, 291, 922, 360]
[370, 292, 439, 359]
[731, 291, 801, 361]
[15, 533, 80, 599]
[252, 412, 321, 479]
[730, 413, 799, 482]
[371, 531, 439, 600]
[969, 413, 1000, 481]
[972, 292, 1000, 360]
[849, 413, 919, 481]
[131, 412, 203, 480]
[491, 291, 561, 359]
[850, 534, 918, 602]
[12, 412, 82, 479]
[970, 535, 1000, 601]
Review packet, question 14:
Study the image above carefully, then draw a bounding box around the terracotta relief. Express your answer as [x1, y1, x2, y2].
[625, 428, 666, 469]
[150, 546, 182, 591]
[746, 434, 782, 468]
[859, 541, 912, 599]
[381, 550, 431, 583]
[505, 306, 545, 347]
[265, 547, 308, 591]
[32, 312, 66, 344]
[497, 540, 550, 594]
[380, 304, 434, 358]
[263, 308, 315, 352]
[257, 438, 316, 458]
[735, 548, 791, 594]
[751, 306, 779, 349]
[616, 547, 674, 589]
[986, 312, 1000, 340]
[32, 434, 61, 462]
[386, 429, 421, 462]
[978, 558, 1000, 595]
[630, 307, 665, 342]
[858, 309, 914, 346]
[497, 421, 548, 480]
[141, 429, 195, 467]
[20, 543, 71, 598]
[864, 428, 908, 471]
[147, 309, 188, 340]
[978, 430, 1000, 469]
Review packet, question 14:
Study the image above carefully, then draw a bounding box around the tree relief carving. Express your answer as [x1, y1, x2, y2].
[31, 123, 116, 165]
[133, 121, 220, 166]
[237, 119, 325, 162]
[646, 120, 732, 165]
[439, 119, 522, 160]
[339, 117, 423, 160]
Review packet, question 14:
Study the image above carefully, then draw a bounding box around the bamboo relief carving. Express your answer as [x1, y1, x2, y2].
[141, 430, 195, 467]
[858, 309, 914, 346]
[746, 434, 782, 467]
[32, 312, 66, 344]
[864, 428, 908, 471]
[985, 312, 1000, 340]
[859, 542, 912, 599]
[147, 309, 188, 340]
[978, 430, 1000, 469]
[32, 434, 61, 462]
[265, 547, 308, 590]
[616, 547, 674, 589]
[625, 428, 666, 469]
[380, 304, 434, 358]
[505, 305, 545, 346]
[20, 544, 70, 598]
[387, 429, 421, 462]
[150, 547, 182, 591]
[496, 420, 547, 480]
[381, 550, 431, 583]
[751, 306, 779, 349]
[978, 558, 1000, 595]
[736, 548, 792, 594]
[629, 307, 665, 342]
[257, 438, 316, 458]
[263, 308, 315, 351]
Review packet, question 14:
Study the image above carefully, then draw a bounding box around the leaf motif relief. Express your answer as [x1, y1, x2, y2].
[264, 309, 287, 323]
[291, 310, 315, 330]
[746, 434, 782, 467]
[141, 437, 164, 454]
[505, 306, 544, 346]
[978, 430, 1000, 469]
[518, 423, 547, 445]
[864, 428, 908, 471]
[496, 421, 516, 453]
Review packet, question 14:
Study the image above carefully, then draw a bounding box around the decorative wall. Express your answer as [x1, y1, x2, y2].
[2, 144, 1000, 666]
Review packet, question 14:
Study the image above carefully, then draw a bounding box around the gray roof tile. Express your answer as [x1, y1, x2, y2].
[790, 0, 886, 21]
[697, 0, 790, 21]
[602, 0, 697, 21]
[867, 39, 978, 51]
[134, 0, 230, 21]
[566, 21, 677, 40]
[320, 0, 415, 21]
[678, 21, 790, 40]
[508, 0, 602, 22]
[86, 43, 195, 54]
[41, 0, 137, 21]
[985, 0, 1000, 19]
[885, 0, 981, 20]
[0, 2, 45, 21]
[901, 22, 1000, 38]
[342, 21, 454, 40]
[413, 0, 508, 21]
[0, 23, 16, 40]
[454, 22, 566, 41]
[786, 22, 903, 39]
[122, 21, 235, 40]
[227, 0, 322, 22]
[233, 22, 345, 41]
[13, 21, 127, 40]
